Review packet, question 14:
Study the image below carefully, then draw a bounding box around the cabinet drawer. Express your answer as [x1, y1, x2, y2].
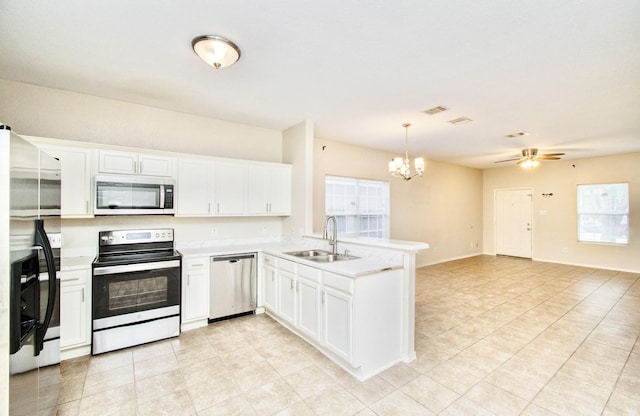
[61, 268, 89, 285]
[262, 254, 277, 267]
[298, 264, 321, 283]
[185, 257, 208, 270]
[323, 272, 354, 294]
[278, 258, 296, 273]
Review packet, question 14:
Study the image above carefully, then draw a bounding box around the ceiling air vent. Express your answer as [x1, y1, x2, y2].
[506, 132, 529, 138]
[423, 106, 449, 115]
[448, 117, 472, 125]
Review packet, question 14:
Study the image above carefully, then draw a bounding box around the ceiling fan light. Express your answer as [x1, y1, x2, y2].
[192, 35, 241, 69]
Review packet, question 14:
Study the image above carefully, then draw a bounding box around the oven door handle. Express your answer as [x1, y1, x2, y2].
[93, 260, 181, 276]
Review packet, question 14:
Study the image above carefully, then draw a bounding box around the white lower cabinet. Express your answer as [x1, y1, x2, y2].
[321, 276, 354, 364]
[181, 257, 209, 330]
[261, 254, 403, 380]
[277, 263, 297, 325]
[60, 268, 91, 354]
[262, 255, 278, 312]
[296, 266, 321, 340]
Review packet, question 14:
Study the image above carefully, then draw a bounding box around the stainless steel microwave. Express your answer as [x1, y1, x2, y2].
[94, 175, 175, 215]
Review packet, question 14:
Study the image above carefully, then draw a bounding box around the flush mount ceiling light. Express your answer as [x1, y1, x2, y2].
[388, 123, 425, 181]
[192, 35, 241, 69]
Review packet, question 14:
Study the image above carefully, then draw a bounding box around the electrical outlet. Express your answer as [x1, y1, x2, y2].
[562, 247, 568, 253]
[211, 227, 218, 237]
[262, 226, 268, 235]
[48, 233, 62, 248]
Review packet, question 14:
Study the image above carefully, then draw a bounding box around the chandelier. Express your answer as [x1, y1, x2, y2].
[388, 123, 424, 181]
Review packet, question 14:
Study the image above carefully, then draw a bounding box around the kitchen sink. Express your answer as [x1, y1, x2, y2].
[285, 249, 332, 258]
[284, 249, 359, 262]
[306, 254, 359, 263]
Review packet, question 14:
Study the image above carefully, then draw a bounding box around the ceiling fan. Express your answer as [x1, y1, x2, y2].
[494, 148, 565, 167]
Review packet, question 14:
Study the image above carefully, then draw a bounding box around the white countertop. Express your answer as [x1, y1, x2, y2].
[61, 255, 94, 271]
[303, 234, 430, 252]
[178, 236, 429, 277]
[59, 236, 429, 277]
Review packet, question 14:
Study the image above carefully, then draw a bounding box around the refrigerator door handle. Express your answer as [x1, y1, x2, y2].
[34, 219, 57, 355]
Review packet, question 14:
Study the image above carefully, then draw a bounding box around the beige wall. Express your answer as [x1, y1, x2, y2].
[313, 138, 484, 267]
[483, 153, 640, 272]
[282, 120, 314, 237]
[0, 78, 290, 252]
[0, 79, 282, 162]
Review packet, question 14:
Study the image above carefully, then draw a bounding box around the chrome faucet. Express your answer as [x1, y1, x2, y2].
[323, 215, 338, 255]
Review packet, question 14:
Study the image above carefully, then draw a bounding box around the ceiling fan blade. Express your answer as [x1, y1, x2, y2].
[516, 159, 527, 165]
[494, 158, 521, 163]
[541, 152, 565, 157]
[540, 157, 561, 160]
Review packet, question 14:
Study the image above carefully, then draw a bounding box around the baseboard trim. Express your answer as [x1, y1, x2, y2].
[419, 252, 639, 274]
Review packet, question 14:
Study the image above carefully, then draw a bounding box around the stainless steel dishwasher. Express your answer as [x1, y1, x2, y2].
[209, 253, 257, 321]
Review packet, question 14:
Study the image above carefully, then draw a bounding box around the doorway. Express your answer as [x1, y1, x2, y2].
[495, 188, 533, 258]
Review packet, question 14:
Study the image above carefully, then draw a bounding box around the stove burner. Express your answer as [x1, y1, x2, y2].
[95, 249, 181, 266]
[93, 228, 180, 267]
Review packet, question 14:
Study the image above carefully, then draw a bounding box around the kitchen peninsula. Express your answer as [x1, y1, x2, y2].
[178, 235, 429, 381]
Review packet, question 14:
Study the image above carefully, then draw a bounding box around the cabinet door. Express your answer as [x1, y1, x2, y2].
[268, 165, 291, 215]
[177, 159, 212, 215]
[138, 154, 175, 177]
[322, 286, 353, 363]
[60, 269, 90, 349]
[247, 165, 292, 215]
[182, 264, 209, 323]
[263, 265, 277, 312]
[297, 277, 321, 340]
[40, 146, 92, 217]
[277, 270, 296, 325]
[98, 150, 138, 174]
[214, 162, 247, 215]
[247, 165, 269, 214]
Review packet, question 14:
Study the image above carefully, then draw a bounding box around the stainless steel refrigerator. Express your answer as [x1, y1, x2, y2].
[2, 125, 61, 415]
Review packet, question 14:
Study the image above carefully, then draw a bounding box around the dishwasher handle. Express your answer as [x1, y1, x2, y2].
[211, 253, 257, 262]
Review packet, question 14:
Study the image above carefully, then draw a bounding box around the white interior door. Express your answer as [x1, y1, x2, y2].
[495, 189, 533, 258]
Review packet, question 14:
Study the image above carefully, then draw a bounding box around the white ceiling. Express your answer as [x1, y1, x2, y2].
[1, 1, 639, 169]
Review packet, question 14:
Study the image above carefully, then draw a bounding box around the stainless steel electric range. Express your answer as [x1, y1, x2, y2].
[91, 228, 182, 355]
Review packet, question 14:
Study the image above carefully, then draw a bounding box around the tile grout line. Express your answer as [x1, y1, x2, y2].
[597, 273, 640, 416]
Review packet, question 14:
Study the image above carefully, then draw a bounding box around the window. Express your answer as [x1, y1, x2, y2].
[577, 183, 629, 244]
[325, 176, 389, 238]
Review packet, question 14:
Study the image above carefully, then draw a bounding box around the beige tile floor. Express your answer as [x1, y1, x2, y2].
[55, 255, 639, 415]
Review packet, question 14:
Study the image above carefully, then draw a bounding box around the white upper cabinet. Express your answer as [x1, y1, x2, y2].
[247, 164, 291, 215]
[213, 161, 247, 215]
[37, 145, 93, 218]
[176, 158, 249, 217]
[98, 150, 175, 177]
[176, 158, 212, 216]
